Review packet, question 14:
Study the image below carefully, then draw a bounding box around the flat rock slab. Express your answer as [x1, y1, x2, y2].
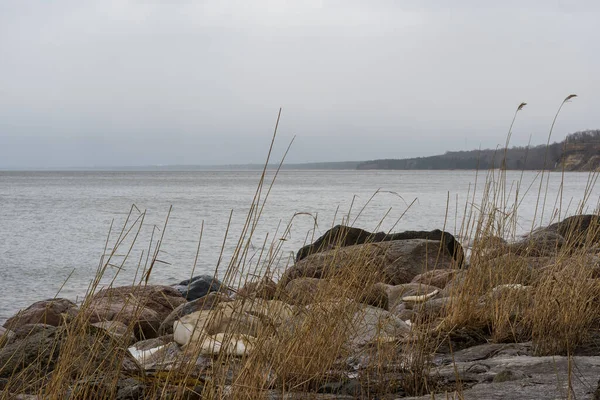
[404, 355, 600, 399]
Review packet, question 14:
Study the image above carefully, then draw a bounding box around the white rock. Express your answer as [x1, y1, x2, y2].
[402, 289, 440, 303]
[198, 333, 255, 356]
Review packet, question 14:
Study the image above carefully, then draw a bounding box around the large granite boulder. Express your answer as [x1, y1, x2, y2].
[545, 214, 600, 246]
[3, 298, 78, 331]
[507, 230, 566, 257]
[282, 239, 456, 287]
[296, 225, 464, 266]
[83, 285, 186, 339]
[172, 274, 230, 301]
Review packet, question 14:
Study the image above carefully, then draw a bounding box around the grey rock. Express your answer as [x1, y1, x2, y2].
[283, 240, 456, 287]
[295, 225, 465, 266]
[406, 354, 600, 399]
[546, 214, 600, 246]
[0, 325, 61, 378]
[158, 291, 231, 335]
[173, 274, 230, 301]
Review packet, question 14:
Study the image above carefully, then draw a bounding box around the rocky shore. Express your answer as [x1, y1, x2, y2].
[1, 215, 600, 399]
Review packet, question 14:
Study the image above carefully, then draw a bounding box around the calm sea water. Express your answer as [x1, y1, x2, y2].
[1, 170, 598, 323]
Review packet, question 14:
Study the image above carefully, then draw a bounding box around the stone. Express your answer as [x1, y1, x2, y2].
[358, 283, 389, 310]
[284, 278, 387, 309]
[69, 375, 146, 399]
[348, 305, 411, 349]
[0, 325, 61, 379]
[195, 332, 256, 356]
[283, 278, 342, 306]
[492, 368, 527, 383]
[0, 326, 13, 348]
[173, 274, 230, 301]
[91, 320, 136, 345]
[411, 269, 458, 289]
[508, 230, 566, 256]
[485, 284, 533, 303]
[128, 336, 182, 369]
[84, 285, 186, 340]
[173, 299, 294, 346]
[380, 282, 441, 309]
[438, 270, 468, 297]
[402, 353, 600, 400]
[389, 303, 415, 322]
[236, 276, 279, 300]
[546, 214, 600, 246]
[159, 291, 232, 335]
[2, 298, 78, 331]
[11, 323, 55, 342]
[295, 225, 465, 266]
[282, 240, 457, 287]
[413, 297, 452, 320]
[436, 342, 533, 364]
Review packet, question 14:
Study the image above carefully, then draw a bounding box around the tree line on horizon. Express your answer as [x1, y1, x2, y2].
[356, 129, 600, 171]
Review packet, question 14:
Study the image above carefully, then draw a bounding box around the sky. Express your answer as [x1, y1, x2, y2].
[1, 0, 599, 168]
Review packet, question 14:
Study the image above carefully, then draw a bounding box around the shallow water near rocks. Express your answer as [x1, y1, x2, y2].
[0, 169, 598, 323]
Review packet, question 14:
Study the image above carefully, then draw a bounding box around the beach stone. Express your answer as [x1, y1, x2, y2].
[546, 214, 600, 246]
[283, 278, 342, 306]
[84, 285, 186, 340]
[282, 239, 456, 287]
[10, 323, 55, 343]
[173, 299, 294, 346]
[159, 291, 232, 335]
[69, 375, 146, 399]
[91, 320, 135, 345]
[0, 325, 60, 378]
[405, 353, 598, 400]
[380, 282, 441, 309]
[128, 335, 182, 369]
[0, 328, 12, 349]
[411, 269, 457, 289]
[438, 270, 468, 297]
[173, 274, 230, 301]
[492, 368, 527, 383]
[348, 305, 411, 348]
[2, 298, 78, 331]
[389, 303, 415, 321]
[509, 230, 566, 256]
[236, 276, 278, 300]
[296, 225, 465, 266]
[283, 278, 388, 309]
[413, 296, 452, 320]
[358, 283, 389, 309]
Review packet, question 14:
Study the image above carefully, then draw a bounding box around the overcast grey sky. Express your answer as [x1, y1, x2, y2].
[1, 1, 599, 168]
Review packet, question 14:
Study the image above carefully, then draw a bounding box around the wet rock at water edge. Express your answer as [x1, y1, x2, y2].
[173, 274, 231, 301]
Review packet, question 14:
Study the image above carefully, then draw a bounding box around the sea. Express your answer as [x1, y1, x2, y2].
[0, 169, 598, 323]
